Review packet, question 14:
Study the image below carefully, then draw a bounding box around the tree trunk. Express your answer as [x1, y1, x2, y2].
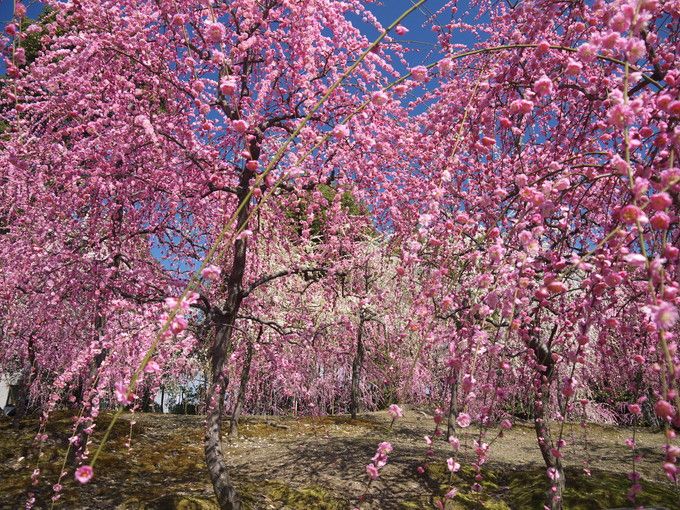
[204, 159, 256, 510]
[529, 326, 565, 510]
[13, 338, 36, 428]
[73, 341, 108, 463]
[533, 383, 565, 510]
[205, 320, 240, 510]
[141, 386, 153, 412]
[349, 315, 365, 420]
[11, 371, 30, 429]
[229, 331, 257, 439]
[446, 369, 459, 438]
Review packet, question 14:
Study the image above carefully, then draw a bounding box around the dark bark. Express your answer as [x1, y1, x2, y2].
[141, 386, 153, 412]
[205, 319, 240, 510]
[533, 383, 565, 510]
[205, 327, 241, 510]
[349, 314, 366, 420]
[12, 338, 35, 428]
[229, 328, 259, 439]
[72, 315, 108, 463]
[446, 369, 459, 438]
[528, 325, 565, 510]
[11, 372, 30, 428]
[204, 160, 257, 510]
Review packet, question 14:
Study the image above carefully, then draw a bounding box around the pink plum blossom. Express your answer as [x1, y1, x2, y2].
[233, 120, 249, 134]
[410, 66, 429, 82]
[365, 463, 380, 480]
[372, 91, 389, 106]
[623, 253, 647, 266]
[565, 58, 582, 75]
[445, 488, 458, 499]
[75, 466, 94, 484]
[115, 381, 135, 405]
[202, 264, 222, 280]
[456, 413, 471, 428]
[620, 205, 647, 224]
[144, 361, 161, 373]
[655, 400, 675, 419]
[446, 458, 461, 473]
[449, 436, 460, 450]
[533, 75, 554, 96]
[376, 441, 393, 455]
[649, 192, 672, 211]
[388, 404, 404, 419]
[509, 99, 534, 114]
[204, 22, 226, 44]
[332, 124, 350, 139]
[650, 212, 670, 230]
[220, 78, 238, 95]
[651, 302, 679, 329]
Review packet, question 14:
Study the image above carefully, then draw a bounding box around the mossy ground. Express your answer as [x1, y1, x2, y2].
[1, 411, 678, 509]
[419, 462, 679, 509]
[237, 414, 379, 439]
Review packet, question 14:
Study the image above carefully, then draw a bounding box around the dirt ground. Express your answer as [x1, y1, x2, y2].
[1, 408, 678, 509]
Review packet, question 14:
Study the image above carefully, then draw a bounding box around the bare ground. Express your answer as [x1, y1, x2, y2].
[0, 409, 678, 509]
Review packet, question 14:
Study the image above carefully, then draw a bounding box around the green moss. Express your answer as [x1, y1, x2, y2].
[268, 481, 346, 509]
[306, 415, 378, 427]
[0, 471, 28, 498]
[419, 463, 509, 509]
[238, 415, 379, 439]
[117, 495, 219, 510]
[239, 480, 347, 510]
[0, 413, 212, 509]
[421, 461, 679, 510]
[507, 467, 679, 509]
[111, 480, 343, 510]
[4, 414, 678, 509]
[238, 422, 287, 439]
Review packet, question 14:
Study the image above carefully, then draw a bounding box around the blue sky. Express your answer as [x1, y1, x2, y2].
[361, 1, 448, 66]
[0, 0, 42, 25]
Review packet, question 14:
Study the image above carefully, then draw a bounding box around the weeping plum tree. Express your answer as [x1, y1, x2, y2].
[377, 0, 679, 507]
[1, 0, 679, 509]
[1, 0, 417, 507]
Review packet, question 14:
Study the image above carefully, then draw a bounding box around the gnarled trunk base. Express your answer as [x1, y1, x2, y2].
[229, 337, 255, 439]
[205, 384, 241, 510]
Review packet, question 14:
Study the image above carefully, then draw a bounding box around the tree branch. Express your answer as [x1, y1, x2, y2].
[241, 267, 326, 298]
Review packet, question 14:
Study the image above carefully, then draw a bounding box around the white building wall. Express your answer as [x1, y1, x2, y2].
[0, 374, 11, 409]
